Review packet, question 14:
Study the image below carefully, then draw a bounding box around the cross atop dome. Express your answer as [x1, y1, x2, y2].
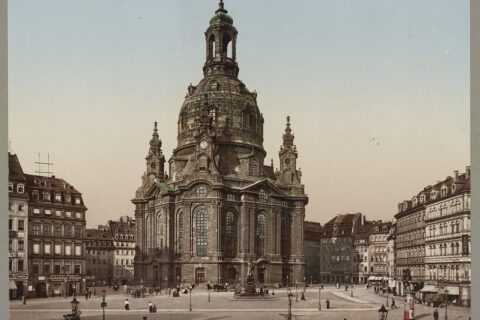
[216, 0, 228, 14]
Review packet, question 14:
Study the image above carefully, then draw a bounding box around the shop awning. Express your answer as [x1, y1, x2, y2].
[9, 280, 17, 290]
[420, 285, 438, 293]
[446, 286, 459, 295]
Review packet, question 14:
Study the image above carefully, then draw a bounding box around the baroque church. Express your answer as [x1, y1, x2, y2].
[132, 1, 308, 287]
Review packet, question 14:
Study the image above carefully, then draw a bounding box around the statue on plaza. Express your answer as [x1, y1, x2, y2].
[247, 260, 255, 279]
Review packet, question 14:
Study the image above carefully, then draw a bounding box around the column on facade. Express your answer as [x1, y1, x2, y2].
[239, 203, 248, 284]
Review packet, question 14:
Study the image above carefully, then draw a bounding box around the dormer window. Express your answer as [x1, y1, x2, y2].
[17, 184, 24, 193]
[430, 191, 436, 200]
[44, 192, 51, 201]
[8, 183, 13, 192]
[65, 194, 71, 203]
[259, 189, 266, 200]
[55, 193, 62, 201]
[33, 191, 40, 201]
[420, 195, 425, 203]
[441, 187, 448, 197]
[451, 184, 456, 193]
[75, 197, 81, 205]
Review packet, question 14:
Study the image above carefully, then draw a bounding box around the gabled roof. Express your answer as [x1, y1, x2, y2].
[8, 153, 26, 182]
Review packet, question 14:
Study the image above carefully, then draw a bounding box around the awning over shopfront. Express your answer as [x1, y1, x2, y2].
[420, 285, 438, 293]
[446, 286, 459, 295]
[368, 276, 387, 281]
[9, 280, 17, 290]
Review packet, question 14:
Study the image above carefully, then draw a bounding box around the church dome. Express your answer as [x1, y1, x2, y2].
[209, 12, 233, 26]
[175, 0, 264, 155]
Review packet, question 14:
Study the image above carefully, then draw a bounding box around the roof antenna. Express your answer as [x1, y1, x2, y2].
[35, 152, 54, 177]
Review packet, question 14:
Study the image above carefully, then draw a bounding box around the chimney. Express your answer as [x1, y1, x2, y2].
[454, 170, 459, 181]
[51, 175, 55, 179]
[466, 166, 470, 179]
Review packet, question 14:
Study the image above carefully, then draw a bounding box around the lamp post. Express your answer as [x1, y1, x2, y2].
[295, 280, 298, 302]
[318, 286, 322, 311]
[287, 289, 293, 320]
[70, 295, 80, 320]
[385, 272, 389, 307]
[100, 289, 107, 320]
[378, 304, 388, 320]
[442, 287, 448, 320]
[189, 285, 193, 312]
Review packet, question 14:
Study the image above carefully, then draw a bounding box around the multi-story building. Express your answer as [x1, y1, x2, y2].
[387, 223, 396, 291]
[320, 213, 362, 284]
[368, 222, 392, 284]
[25, 174, 87, 297]
[424, 167, 471, 306]
[85, 225, 114, 286]
[394, 189, 427, 296]
[8, 154, 29, 299]
[132, 1, 308, 288]
[304, 221, 322, 285]
[109, 216, 136, 285]
[352, 223, 375, 284]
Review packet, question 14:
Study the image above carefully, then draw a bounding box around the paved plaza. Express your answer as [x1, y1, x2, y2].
[10, 285, 471, 320]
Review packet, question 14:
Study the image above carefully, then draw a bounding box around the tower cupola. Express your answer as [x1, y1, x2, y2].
[203, 0, 239, 78]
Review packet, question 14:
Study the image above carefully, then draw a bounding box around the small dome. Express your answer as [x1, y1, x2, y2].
[210, 12, 233, 26]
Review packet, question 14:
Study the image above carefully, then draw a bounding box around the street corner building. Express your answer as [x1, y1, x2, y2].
[132, 1, 308, 288]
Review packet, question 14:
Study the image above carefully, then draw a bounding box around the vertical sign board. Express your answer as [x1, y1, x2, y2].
[462, 235, 469, 256]
[404, 294, 415, 320]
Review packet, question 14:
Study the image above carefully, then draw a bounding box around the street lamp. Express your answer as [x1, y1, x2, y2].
[385, 273, 389, 307]
[441, 287, 449, 320]
[318, 286, 322, 311]
[100, 289, 107, 320]
[295, 280, 298, 302]
[378, 304, 388, 320]
[189, 285, 193, 312]
[70, 295, 80, 320]
[287, 289, 293, 320]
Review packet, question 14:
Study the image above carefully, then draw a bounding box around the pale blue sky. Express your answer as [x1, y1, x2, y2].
[9, 0, 470, 227]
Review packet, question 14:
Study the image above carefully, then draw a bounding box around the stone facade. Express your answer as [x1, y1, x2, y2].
[132, 2, 308, 288]
[85, 225, 114, 286]
[25, 173, 87, 298]
[394, 192, 426, 295]
[8, 153, 29, 299]
[424, 167, 471, 306]
[319, 213, 362, 284]
[109, 217, 136, 284]
[352, 223, 375, 284]
[368, 222, 392, 282]
[304, 221, 322, 285]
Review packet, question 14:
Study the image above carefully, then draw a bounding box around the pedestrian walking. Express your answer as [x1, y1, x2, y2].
[433, 308, 439, 320]
[148, 301, 153, 313]
[124, 298, 130, 310]
[391, 297, 396, 309]
[88, 290, 92, 298]
[84, 290, 88, 300]
[153, 304, 157, 313]
[326, 299, 330, 309]
[301, 292, 305, 301]
[272, 290, 274, 296]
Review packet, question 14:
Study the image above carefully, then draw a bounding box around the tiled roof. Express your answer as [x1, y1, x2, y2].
[322, 213, 361, 238]
[8, 154, 26, 181]
[24, 174, 82, 194]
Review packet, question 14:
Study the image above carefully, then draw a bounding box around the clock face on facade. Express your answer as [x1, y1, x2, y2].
[200, 140, 208, 149]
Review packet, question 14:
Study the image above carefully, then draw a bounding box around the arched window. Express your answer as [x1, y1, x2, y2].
[249, 158, 259, 176]
[157, 213, 164, 249]
[259, 189, 266, 200]
[177, 211, 184, 252]
[281, 215, 290, 257]
[196, 209, 207, 256]
[196, 186, 207, 197]
[256, 213, 266, 256]
[208, 34, 215, 59]
[222, 33, 232, 58]
[224, 211, 236, 256]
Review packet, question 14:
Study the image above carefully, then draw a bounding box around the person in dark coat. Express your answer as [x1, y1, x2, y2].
[433, 309, 439, 320]
[124, 299, 130, 310]
[326, 299, 330, 309]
